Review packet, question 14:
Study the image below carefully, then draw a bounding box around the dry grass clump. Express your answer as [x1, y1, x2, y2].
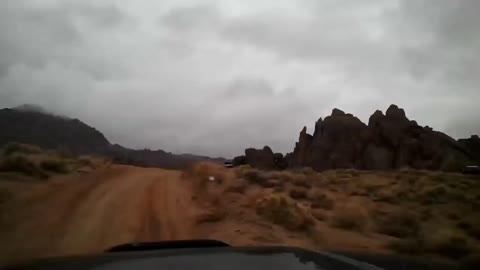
[289, 187, 308, 199]
[292, 175, 312, 188]
[40, 158, 69, 173]
[239, 168, 285, 188]
[184, 162, 226, 190]
[0, 154, 46, 178]
[224, 178, 248, 193]
[330, 204, 367, 231]
[243, 169, 269, 186]
[372, 210, 420, 238]
[255, 193, 313, 231]
[2, 143, 42, 156]
[457, 219, 480, 240]
[308, 190, 334, 210]
[389, 229, 474, 259]
[311, 209, 328, 221]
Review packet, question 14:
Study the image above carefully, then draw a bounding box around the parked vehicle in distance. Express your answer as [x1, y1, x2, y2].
[224, 160, 234, 168]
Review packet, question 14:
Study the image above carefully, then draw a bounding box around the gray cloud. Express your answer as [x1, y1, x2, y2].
[0, 0, 479, 157]
[224, 77, 275, 97]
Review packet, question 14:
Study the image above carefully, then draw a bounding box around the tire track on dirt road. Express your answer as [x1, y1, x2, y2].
[0, 165, 204, 266]
[0, 167, 126, 263]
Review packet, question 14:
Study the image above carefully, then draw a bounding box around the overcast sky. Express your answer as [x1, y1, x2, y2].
[0, 0, 479, 157]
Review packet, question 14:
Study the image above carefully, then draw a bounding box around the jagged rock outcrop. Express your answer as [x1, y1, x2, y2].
[237, 146, 287, 170]
[236, 104, 478, 172]
[289, 104, 474, 171]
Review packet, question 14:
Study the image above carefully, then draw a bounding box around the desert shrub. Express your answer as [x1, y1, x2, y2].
[389, 229, 473, 259]
[373, 210, 420, 238]
[0, 188, 12, 205]
[330, 205, 366, 231]
[311, 209, 328, 221]
[447, 212, 460, 221]
[256, 194, 313, 231]
[308, 191, 334, 210]
[0, 154, 45, 177]
[78, 156, 94, 166]
[388, 238, 425, 255]
[425, 231, 473, 259]
[244, 169, 269, 186]
[457, 220, 480, 239]
[289, 188, 308, 199]
[2, 143, 42, 156]
[56, 147, 73, 158]
[40, 158, 69, 173]
[292, 167, 316, 175]
[419, 185, 449, 205]
[420, 208, 433, 221]
[292, 175, 312, 188]
[184, 162, 226, 191]
[225, 179, 247, 193]
[460, 254, 480, 270]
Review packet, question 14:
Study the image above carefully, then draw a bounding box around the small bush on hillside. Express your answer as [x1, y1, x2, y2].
[330, 205, 366, 231]
[308, 191, 334, 210]
[40, 158, 69, 173]
[0, 154, 45, 178]
[256, 194, 313, 231]
[2, 143, 42, 156]
[289, 188, 308, 199]
[373, 210, 420, 238]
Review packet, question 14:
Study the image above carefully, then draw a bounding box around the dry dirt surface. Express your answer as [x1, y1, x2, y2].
[1, 163, 479, 267]
[0, 165, 204, 265]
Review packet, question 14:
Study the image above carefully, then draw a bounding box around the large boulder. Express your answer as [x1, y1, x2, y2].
[244, 146, 276, 170]
[295, 108, 368, 170]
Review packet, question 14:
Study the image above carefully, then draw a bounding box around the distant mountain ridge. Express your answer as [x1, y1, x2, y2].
[0, 106, 224, 169]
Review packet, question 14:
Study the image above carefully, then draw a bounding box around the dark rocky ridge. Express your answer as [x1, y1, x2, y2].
[236, 105, 478, 171]
[0, 108, 224, 169]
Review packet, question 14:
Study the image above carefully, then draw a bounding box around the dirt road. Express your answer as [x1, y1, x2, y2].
[0, 165, 199, 264]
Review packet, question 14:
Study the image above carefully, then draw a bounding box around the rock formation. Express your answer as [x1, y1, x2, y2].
[235, 105, 478, 171]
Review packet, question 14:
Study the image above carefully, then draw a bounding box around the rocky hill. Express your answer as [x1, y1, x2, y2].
[0, 108, 110, 155]
[0, 107, 223, 169]
[235, 105, 479, 171]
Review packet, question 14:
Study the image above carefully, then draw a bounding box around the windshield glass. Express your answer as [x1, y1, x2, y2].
[0, 0, 479, 269]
